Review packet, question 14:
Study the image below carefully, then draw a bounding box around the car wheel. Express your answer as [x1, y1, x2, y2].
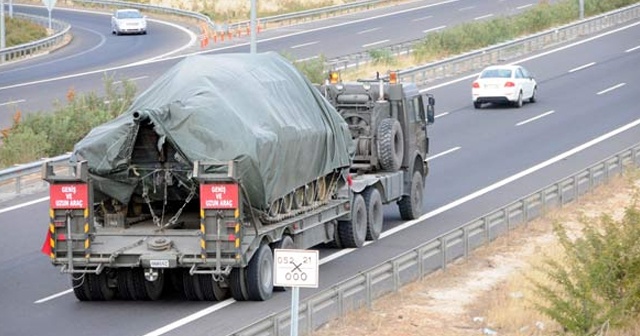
[529, 87, 537, 103]
[473, 102, 481, 109]
[514, 91, 523, 108]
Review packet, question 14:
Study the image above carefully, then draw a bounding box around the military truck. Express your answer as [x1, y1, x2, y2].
[41, 53, 435, 302]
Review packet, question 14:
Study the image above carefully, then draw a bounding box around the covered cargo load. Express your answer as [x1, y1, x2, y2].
[71, 52, 354, 211]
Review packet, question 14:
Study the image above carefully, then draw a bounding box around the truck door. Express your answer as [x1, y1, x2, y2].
[409, 96, 428, 158]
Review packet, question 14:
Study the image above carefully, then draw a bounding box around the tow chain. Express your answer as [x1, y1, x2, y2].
[141, 169, 196, 229]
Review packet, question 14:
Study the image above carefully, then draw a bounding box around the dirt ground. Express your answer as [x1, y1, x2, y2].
[312, 171, 640, 336]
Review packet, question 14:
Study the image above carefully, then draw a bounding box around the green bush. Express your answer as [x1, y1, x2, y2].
[6, 17, 47, 47]
[369, 49, 396, 66]
[530, 202, 640, 335]
[0, 127, 51, 167]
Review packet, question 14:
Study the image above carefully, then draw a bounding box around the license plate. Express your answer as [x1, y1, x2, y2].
[485, 84, 498, 89]
[150, 260, 170, 268]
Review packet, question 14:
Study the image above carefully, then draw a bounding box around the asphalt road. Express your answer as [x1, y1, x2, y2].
[0, 14, 638, 336]
[0, 0, 542, 128]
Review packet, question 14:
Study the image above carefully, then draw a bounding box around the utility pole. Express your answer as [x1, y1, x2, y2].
[250, 0, 256, 53]
[1, 0, 6, 53]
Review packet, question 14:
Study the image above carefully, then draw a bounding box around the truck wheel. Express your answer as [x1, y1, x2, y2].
[363, 188, 383, 241]
[246, 243, 274, 301]
[377, 118, 404, 171]
[72, 271, 116, 301]
[398, 171, 424, 220]
[117, 268, 162, 300]
[229, 268, 249, 301]
[337, 193, 367, 248]
[272, 235, 294, 292]
[198, 274, 230, 301]
[182, 269, 205, 301]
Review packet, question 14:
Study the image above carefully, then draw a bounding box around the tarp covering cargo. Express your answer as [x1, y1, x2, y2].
[71, 52, 354, 209]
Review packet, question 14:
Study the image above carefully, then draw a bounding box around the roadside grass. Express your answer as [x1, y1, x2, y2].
[5, 16, 48, 47]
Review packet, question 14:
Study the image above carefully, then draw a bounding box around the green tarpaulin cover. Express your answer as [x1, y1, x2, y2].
[72, 52, 354, 209]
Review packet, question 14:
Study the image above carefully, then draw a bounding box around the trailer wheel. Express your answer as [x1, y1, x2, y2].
[398, 170, 424, 220]
[72, 271, 115, 301]
[117, 268, 162, 300]
[198, 274, 230, 301]
[377, 118, 404, 172]
[363, 188, 383, 241]
[229, 268, 249, 301]
[182, 269, 205, 301]
[144, 270, 165, 301]
[338, 193, 367, 248]
[246, 243, 274, 301]
[272, 235, 294, 292]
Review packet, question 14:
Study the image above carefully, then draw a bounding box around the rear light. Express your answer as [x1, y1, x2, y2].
[504, 81, 515, 87]
[472, 82, 480, 89]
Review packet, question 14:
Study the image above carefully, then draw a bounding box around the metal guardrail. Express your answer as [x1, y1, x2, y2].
[230, 142, 640, 336]
[328, 3, 640, 84]
[72, 0, 391, 33]
[0, 153, 70, 198]
[0, 13, 70, 63]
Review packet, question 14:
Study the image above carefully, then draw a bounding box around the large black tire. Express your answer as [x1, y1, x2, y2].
[363, 188, 383, 241]
[229, 268, 249, 301]
[72, 271, 116, 301]
[117, 268, 152, 300]
[272, 235, 295, 292]
[246, 244, 274, 301]
[398, 170, 424, 220]
[377, 118, 404, 171]
[337, 194, 367, 248]
[529, 87, 537, 103]
[514, 91, 523, 108]
[198, 274, 230, 301]
[182, 269, 205, 301]
[144, 270, 165, 301]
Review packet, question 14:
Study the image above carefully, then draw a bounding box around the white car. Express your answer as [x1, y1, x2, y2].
[111, 9, 147, 35]
[472, 65, 537, 109]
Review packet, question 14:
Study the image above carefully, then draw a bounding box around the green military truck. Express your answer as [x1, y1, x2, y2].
[42, 53, 435, 301]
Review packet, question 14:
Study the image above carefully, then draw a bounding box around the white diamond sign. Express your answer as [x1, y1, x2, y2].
[42, 0, 57, 11]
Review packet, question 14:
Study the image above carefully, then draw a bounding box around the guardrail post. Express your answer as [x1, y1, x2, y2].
[336, 287, 344, 317]
[365, 273, 372, 309]
[392, 261, 400, 292]
[15, 175, 22, 194]
[305, 300, 313, 335]
[417, 247, 424, 278]
[463, 226, 469, 259]
[272, 314, 280, 335]
[440, 237, 447, 271]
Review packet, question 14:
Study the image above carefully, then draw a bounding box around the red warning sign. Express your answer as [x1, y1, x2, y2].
[200, 183, 239, 209]
[50, 184, 88, 209]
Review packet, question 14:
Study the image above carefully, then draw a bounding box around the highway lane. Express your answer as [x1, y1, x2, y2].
[0, 0, 540, 128]
[0, 19, 638, 336]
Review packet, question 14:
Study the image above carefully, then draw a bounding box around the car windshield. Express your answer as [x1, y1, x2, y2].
[117, 11, 143, 19]
[480, 69, 512, 79]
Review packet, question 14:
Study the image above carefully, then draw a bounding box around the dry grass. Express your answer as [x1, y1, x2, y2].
[312, 170, 640, 336]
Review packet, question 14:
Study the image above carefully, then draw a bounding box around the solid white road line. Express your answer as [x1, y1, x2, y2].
[0, 197, 49, 215]
[569, 61, 596, 73]
[426, 147, 461, 161]
[597, 83, 626, 95]
[423, 25, 447, 34]
[435, 111, 449, 118]
[34, 289, 73, 304]
[474, 14, 494, 20]
[626, 45, 640, 52]
[357, 27, 380, 34]
[0, 99, 26, 106]
[290, 41, 319, 49]
[459, 6, 475, 11]
[517, 4, 534, 10]
[362, 39, 390, 48]
[516, 110, 555, 126]
[142, 300, 237, 336]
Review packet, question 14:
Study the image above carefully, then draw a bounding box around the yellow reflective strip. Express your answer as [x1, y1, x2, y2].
[201, 254, 205, 259]
[200, 224, 205, 233]
[85, 254, 90, 259]
[200, 239, 205, 249]
[49, 252, 54, 259]
[50, 238, 55, 248]
[49, 224, 54, 234]
[84, 223, 89, 233]
[235, 223, 240, 233]
[84, 239, 90, 249]
[84, 208, 89, 218]
[234, 209, 239, 218]
[49, 209, 54, 218]
[200, 209, 204, 219]
[235, 238, 240, 248]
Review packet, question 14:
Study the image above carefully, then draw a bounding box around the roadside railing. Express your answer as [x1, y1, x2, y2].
[327, 3, 640, 84]
[229, 143, 640, 336]
[0, 13, 70, 63]
[0, 154, 70, 201]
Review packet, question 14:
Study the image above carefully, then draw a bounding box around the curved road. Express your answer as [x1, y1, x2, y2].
[0, 17, 638, 336]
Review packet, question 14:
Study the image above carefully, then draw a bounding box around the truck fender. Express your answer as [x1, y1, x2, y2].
[350, 175, 382, 194]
